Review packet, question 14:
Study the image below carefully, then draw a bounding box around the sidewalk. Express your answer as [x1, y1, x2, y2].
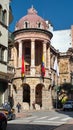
[15, 110, 32, 119]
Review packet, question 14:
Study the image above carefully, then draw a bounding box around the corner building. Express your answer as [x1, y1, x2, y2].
[0, 0, 13, 105]
[11, 7, 59, 110]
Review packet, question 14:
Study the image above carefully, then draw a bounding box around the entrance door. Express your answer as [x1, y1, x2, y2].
[35, 84, 43, 107]
[23, 84, 30, 104]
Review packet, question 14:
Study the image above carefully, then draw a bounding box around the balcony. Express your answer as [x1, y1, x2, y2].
[14, 67, 51, 80]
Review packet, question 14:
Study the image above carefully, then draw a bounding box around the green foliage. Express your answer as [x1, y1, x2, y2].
[61, 82, 73, 94]
[57, 83, 73, 105]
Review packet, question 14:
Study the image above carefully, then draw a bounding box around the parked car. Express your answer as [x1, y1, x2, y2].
[0, 112, 7, 130]
[63, 100, 73, 111]
[0, 102, 15, 120]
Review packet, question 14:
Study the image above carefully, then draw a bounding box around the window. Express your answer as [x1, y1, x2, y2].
[38, 22, 41, 28]
[8, 48, 11, 60]
[1, 48, 4, 61]
[0, 45, 7, 63]
[0, 5, 2, 22]
[2, 10, 7, 25]
[24, 21, 29, 28]
[37, 22, 42, 28]
[25, 22, 28, 28]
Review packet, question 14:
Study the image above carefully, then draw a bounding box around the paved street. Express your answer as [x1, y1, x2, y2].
[7, 110, 73, 130]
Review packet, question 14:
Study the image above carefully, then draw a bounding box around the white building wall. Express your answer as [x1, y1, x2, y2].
[0, 25, 8, 48]
[0, 63, 7, 73]
[0, 0, 10, 73]
[1, 0, 10, 26]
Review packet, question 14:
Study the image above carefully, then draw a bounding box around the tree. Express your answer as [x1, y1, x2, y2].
[58, 83, 73, 105]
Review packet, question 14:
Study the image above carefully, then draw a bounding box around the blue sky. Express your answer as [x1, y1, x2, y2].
[9, 0, 73, 32]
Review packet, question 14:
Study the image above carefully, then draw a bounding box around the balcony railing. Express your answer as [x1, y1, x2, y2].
[14, 67, 51, 79]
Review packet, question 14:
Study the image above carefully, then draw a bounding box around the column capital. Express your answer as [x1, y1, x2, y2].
[18, 40, 23, 43]
[43, 40, 48, 44]
[31, 38, 35, 42]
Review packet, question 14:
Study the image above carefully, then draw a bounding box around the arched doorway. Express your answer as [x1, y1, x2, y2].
[35, 84, 44, 107]
[23, 84, 30, 105]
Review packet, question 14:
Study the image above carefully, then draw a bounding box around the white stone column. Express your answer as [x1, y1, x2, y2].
[30, 39, 35, 75]
[47, 44, 51, 78]
[18, 40, 22, 67]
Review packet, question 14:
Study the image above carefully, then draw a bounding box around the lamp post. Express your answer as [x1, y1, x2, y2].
[56, 87, 59, 109]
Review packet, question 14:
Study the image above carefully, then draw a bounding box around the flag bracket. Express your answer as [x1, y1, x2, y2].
[40, 76, 44, 83]
[21, 75, 26, 82]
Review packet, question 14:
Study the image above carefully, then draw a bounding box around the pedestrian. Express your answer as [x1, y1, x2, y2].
[16, 102, 21, 113]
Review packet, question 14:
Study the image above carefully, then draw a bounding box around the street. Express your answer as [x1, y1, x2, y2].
[7, 110, 73, 130]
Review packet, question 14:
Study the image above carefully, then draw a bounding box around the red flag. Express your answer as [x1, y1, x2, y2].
[21, 55, 25, 77]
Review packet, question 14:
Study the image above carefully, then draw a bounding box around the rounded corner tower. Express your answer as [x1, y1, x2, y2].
[12, 6, 53, 111]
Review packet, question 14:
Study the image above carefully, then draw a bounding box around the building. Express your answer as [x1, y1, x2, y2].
[10, 7, 73, 110]
[10, 7, 59, 110]
[0, 0, 13, 105]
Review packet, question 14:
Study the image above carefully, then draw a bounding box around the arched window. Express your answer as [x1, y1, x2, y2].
[37, 22, 42, 28]
[0, 5, 2, 22]
[25, 22, 28, 28]
[2, 10, 7, 25]
[24, 21, 29, 28]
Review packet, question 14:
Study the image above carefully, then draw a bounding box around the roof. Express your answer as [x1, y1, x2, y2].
[15, 6, 47, 30]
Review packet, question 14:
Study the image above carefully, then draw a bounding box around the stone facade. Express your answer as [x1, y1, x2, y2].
[9, 7, 73, 110]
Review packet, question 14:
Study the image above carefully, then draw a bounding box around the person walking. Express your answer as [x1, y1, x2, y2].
[16, 102, 21, 113]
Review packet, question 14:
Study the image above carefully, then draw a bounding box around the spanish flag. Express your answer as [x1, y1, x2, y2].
[41, 55, 45, 76]
[21, 55, 25, 77]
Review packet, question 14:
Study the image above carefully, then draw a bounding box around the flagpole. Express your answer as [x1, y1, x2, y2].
[56, 75, 58, 109]
[54, 57, 59, 109]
